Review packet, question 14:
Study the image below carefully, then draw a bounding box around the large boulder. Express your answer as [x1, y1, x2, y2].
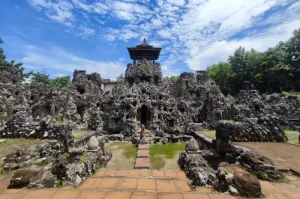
[233, 171, 261, 197]
[215, 164, 261, 197]
[186, 138, 199, 151]
[8, 166, 41, 188]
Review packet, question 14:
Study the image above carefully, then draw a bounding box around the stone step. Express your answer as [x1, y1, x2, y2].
[137, 150, 149, 158]
[138, 144, 149, 150]
[135, 158, 150, 169]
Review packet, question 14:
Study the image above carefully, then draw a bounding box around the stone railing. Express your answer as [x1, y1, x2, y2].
[192, 131, 213, 150]
[73, 131, 97, 147]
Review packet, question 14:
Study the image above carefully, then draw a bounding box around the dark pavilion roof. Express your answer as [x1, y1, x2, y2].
[127, 39, 162, 60]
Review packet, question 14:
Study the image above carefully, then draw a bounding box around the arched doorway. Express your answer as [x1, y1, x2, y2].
[137, 105, 151, 127]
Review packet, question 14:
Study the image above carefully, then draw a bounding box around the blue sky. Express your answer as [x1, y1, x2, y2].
[0, 0, 299, 79]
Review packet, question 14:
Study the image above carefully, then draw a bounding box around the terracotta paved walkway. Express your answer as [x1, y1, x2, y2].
[1, 170, 300, 199]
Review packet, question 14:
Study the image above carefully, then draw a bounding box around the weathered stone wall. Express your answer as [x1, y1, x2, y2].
[216, 115, 287, 142]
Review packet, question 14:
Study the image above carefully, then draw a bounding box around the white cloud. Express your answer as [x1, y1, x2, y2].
[26, 0, 300, 74]
[77, 26, 95, 39]
[28, 0, 74, 27]
[186, 19, 300, 70]
[19, 45, 126, 79]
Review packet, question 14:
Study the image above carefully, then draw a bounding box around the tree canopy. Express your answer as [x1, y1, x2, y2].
[30, 72, 72, 88]
[0, 37, 32, 79]
[207, 28, 300, 95]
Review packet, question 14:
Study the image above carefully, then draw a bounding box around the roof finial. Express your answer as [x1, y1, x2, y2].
[142, 38, 147, 45]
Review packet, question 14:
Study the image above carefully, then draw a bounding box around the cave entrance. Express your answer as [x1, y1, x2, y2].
[137, 105, 151, 127]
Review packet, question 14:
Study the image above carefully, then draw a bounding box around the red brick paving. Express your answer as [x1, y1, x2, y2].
[137, 150, 149, 158]
[135, 158, 150, 169]
[118, 178, 137, 190]
[165, 171, 177, 178]
[97, 178, 120, 189]
[137, 179, 156, 190]
[2, 170, 300, 199]
[156, 179, 177, 192]
[103, 191, 131, 199]
[138, 144, 149, 150]
[132, 191, 157, 199]
[77, 190, 106, 199]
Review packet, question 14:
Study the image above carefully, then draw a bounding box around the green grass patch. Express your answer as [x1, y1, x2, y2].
[106, 141, 137, 159]
[0, 138, 41, 159]
[150, 143, 186, 159]
[201, 130, 216, 139]
[149, 143, 185, 170]
[72, 130, 88, 139]
[52, 121, 65, 126]
[150, 156, 165, 170]
[80, 151, 88, 162]
[285, 130, 299, 144]
[224, 120, 235, 124]
[282, 92, 300, 98]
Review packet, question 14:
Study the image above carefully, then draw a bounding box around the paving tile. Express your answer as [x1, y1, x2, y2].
[290, 180, 300, 188]
[138, 144, 149, 150]
[104, 191, 131, 199]
[137, 150, 149, 158]
[174, 180, 191, 192]
[0, 176, 11, 189]
[285, 175, 299, 181]
[118, 178, 137, 190]
[208, 193, 237, 199]
[95, 170, 106, 176]
[287, 193, 300, 199]
[156, 179, 177, 192]
[165, 171, 177, 178]
[115, 170, 130, 177]
[98, 178, 120, 189]
[158, 192, 183, 199]
[195, 187, 213, 193]
[22, 189, 57, 199]
[260, 181, 283, 195]
[50, 189, 81, 199]
[177, 171, 187, 179]
[129, 170, 141, 177]
[77, 190, 106, 199]
[266, 194, 291, 199]
[132, 191, 157, 199]
[152, 170, 165, 177]
[0, 192, 27, 199]
[139, 169, 152, 177]
[3, 189, 19, 194]
[0, 189, 29, 199]
[102, 170, 117, 176]
[135, 158, 149, 169]
[79, 178, 102, 189]
[137, 179, 156, 190]
[182, 193, 210, 199]
[271, 182, 300, 193]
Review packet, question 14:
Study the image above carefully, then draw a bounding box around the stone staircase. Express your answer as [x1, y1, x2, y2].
[135, 144, 150, 169]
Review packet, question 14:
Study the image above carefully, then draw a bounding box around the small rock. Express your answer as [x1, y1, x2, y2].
[87, 136, 99, 150]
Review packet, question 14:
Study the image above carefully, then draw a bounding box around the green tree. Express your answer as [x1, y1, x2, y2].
[30, 72, 51, 87]
[207, 62, 233, 95]
[50, 76, 72, 88]
[170, 76, 178, 81]
[0, 37, 32, 80]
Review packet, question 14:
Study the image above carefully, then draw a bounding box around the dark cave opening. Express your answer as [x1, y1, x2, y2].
[77, 105, 85, 120]
[137, 105, 151, 127]
[168, 119, 175, 127]
[77, 86, 86, 94]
